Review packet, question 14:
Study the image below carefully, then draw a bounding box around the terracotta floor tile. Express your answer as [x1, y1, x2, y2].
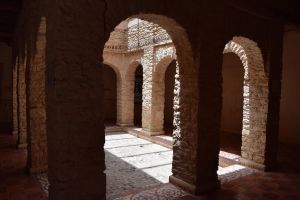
[1, 131, 300, 200]
[0, 133, 47, 200]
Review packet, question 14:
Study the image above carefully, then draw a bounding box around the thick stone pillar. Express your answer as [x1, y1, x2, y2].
[27, 17, 48, 174]
[17, 57, 28, 149]
[194, 44, 223, 194]
[264, 22, 284, 171]
[192, 2, 224, 194]
[12, 63, 18, 136]
[141, 47, 164, 135]
[169, 54, 198, 194]
[46, 2, 106, 199]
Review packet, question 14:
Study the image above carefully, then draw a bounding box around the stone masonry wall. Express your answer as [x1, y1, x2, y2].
[224, 37, 268, 167]
[12, 62, 18, 136]
[104, 19, 175, 133]
[11, 0, 281, 198]
[27, 17, 48, 174]
[17, 56, 27, 149]
[104, 15, 199, 190]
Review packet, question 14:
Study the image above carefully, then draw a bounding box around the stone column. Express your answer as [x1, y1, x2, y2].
[193, 44, 223, 194]
[46, 2, 106, 199]
[17, 57, 27, 149]
[192, 2, 224, 194]
[27, 17, 48, 174]
[264, 22, 284, 171]
[169, 54, 198, 194]
[12, 62, 18, 136]
[141, 47, 164, 135]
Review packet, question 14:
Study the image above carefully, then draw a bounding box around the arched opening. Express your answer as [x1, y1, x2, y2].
[220, 52, 243, 156]
[220, 36, 268, 171]
[134, 64, 143, 126]
[102, 15, 197, 198]
[164, 60, 176, 135]
[103, 64, 117, 126]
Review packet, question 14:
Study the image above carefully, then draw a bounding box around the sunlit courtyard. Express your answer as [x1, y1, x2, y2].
[104, 131, 256, 198]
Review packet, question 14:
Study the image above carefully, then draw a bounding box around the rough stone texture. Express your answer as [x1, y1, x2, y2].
[27, 17, 48, 174]
[150, 45, 177, 133]
[12, 62, 18, 136]
[17, 56, 27, 149]
[103, 19, 176, 132]
[223, 37, 268, 167]
[10, 0, 284, 199]
[45, 1, 106, 199]
[104, 16, 199, 191]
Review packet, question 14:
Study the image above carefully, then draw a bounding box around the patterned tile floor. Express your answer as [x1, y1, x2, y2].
[37, 132, 257, 199]
[1, 131, 300, 200]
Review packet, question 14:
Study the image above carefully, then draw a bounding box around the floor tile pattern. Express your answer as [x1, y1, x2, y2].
[1, 131, 300, 200]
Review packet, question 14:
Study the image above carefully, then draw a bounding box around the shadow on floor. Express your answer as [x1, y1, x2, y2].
[105, 150, 163, 198]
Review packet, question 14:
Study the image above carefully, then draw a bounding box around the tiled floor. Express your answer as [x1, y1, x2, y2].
[37, 132, 256, 199]
[1, 131, 300, 200]
[105, 133, 173, 198]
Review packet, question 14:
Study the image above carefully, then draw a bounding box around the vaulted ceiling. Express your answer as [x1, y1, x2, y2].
[0, 0, 22, 45]
[0, 0, 299, 45]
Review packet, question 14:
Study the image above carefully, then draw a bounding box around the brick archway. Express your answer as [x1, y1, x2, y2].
[125, 14, 198, 187]
[223, 36, 268, 167]
[147, 55, 177, 133]
[104, 14, 198, 189]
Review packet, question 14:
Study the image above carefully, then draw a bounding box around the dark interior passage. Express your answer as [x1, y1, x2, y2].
[164, 60, 176, 135]
[103, 64, 117, 125]
[220, 52, 244, 155]
[279, 29, 300, 145]
[134, 64, 143, 126]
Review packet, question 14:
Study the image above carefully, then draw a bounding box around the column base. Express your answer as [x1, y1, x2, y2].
[194, 178, 220, 195]
[141, 129, 165, 136]
[239, 157, 266, 171]
[28, 165, 48, 174]
[116, 122, 134, 127]
[17, 143, 28, 149]
[169, 175, 196, 194]
[12, 130, 18, 136]
[105, 126, 124, 132]
[170, 175, 220, 195]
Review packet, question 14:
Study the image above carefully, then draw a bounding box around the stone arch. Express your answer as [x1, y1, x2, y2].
[102, 62, 120, 125]
[103, 61, 122, 81]
[223, 36, 268, 167]
[150, 55, 177, 133]
[122, 60, 143, 126]
[125, 14, 198, 185]
[103, 13, 197, 190]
